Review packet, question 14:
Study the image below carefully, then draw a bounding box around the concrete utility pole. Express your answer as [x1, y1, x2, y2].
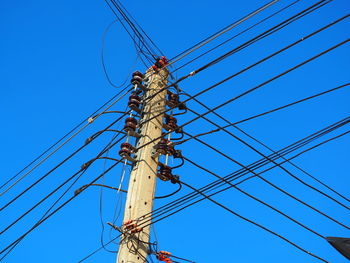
[116, 67, 169, 263]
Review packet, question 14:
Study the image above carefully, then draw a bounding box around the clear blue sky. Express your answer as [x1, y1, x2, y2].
[0, 0, 349, 262]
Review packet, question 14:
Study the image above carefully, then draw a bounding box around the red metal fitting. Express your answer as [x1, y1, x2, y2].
[125, 223, 137, 230]
[157, 251, 172, 263]
[130, 227, 143, 234]
[153, 56, 168, 70]
[123, 220, 133, 226]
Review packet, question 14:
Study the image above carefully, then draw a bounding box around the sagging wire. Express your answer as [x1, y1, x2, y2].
[0, 133, 126, 260]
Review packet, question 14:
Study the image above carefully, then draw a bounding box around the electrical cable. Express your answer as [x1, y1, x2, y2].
[136, 116, 350, 229]
[181, 129, 350, 229]
[101, 20, 141, 89]
[136, 38, 350, 158]
[0, 134, 126, 236]
[103, 0, 152, 67]
[113, 0, 164, 56]
[109, 0, 158, 61]
[168, 0, 280, 66]
[183, 155, 331, 238]
[140, 12, 348, 128]
[0, 84, 132, 196]
[0, 110, 130, 212]
[170, 1, 340, 87]
[76, 121, 350, 263]
[182, 96, 350, 211]
[172, 0, 301, 72]
[176, 82, 350, 145]
[154, 183, 182, 199]
[0, 157, 125, 260]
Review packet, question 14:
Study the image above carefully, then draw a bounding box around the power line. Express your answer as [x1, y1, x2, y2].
[76, 118, 350, 263]
[141, 12, 348, 125]
[0, 85, 131, 195]
[181, 129, 350, 229]
[183, 95, 350, 211]
[135, 37, 349, 157]
[172, 0, 301, 72]
[113, 0, 164, 56]
[0, 111, 130, 212]
[171, 0, 339, 85]
[167, 0, 280, 66]
[0, 158, 125, 260]
[183, 155, 326, 239]
[137, 116, 350, 230]
[0, 134, 126, 236]
[177, 82, 350, 145]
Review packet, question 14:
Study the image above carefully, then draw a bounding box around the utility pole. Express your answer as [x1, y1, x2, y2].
[116, 66, 169, 263]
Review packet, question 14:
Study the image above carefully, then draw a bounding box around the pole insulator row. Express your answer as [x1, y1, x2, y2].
[119, 70, 148, 163]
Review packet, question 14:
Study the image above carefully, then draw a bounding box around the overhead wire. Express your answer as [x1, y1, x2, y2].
[175, 82, 350, 146]
[167, 0, 280, 66]
[0, 84, 132, 196]
[101, 19, 142, 89]
[171, 180, 325, 263]
[138, 0, 336, 107]
[180, 128, 350, 229]
[9, 0, 346, 260]
[140, 11, 349, 129]
[135, 37, 350, 159]
[0, 134, 126, 236]
[76, 118, 350, 263]
[182, 95, 350, 211]
[0, 110, 131, 212]
[170, 0, 337, 85]
[135, 116, 350, 231]
[103, 0, 152, 67]
[172, 0, 301, 72]
[183, 155, 326, 239]
[0, 156, 126, 260]
[113, 0, 164, 56]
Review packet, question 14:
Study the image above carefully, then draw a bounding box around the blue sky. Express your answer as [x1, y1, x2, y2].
[0, 0, 349, 262]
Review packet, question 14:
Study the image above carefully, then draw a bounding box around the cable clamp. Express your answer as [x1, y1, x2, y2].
[123, 220, 143, 234]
